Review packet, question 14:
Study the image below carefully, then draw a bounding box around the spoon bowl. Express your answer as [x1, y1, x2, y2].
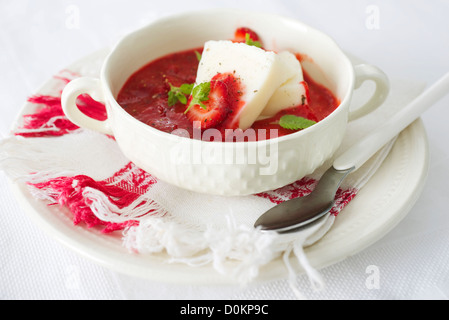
[254, 167, 353, 233]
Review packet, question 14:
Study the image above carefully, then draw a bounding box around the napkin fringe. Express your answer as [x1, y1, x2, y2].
[0, 136, 159, 232]
[122, 214, 279, 284]
[284, 245, 309, 299]
[28, 175, 146, 232]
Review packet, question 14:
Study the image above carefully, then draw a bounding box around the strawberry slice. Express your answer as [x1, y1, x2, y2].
[186, 77, 230, 129]
[234, 27, 260, 43]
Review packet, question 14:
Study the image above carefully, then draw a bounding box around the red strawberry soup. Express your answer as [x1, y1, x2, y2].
[117, 28, 340, 142]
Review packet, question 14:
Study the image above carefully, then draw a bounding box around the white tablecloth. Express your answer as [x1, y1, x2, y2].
[1, 0, 449, 300]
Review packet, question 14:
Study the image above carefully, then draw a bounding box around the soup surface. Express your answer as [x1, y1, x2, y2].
[117, 47, 339, 141]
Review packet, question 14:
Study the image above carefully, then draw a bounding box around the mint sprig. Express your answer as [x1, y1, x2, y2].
[245, 33, 262, 48]
[184, 82, 211, 113]
[167, 83, 194, 106]
[195, 50, 202, 61]
[279, 115, 316, 130]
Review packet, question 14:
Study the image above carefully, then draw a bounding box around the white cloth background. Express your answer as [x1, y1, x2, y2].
[1, 0, 449, 300]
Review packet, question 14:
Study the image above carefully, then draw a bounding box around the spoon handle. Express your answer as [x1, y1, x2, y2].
[333, 72, 449, 171]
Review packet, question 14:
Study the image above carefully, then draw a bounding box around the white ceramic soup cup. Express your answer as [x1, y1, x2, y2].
[61, 9, 389, 196]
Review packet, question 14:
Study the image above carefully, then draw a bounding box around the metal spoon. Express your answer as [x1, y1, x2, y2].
[255, 72, 449, 233]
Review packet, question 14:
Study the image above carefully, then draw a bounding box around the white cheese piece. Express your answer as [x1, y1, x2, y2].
[260, 51, 308, 118]
[195, 40, 296, 129]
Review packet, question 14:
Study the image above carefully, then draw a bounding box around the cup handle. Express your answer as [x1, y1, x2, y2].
[349, 64, 390, 121]
[61, 77, 113, 135]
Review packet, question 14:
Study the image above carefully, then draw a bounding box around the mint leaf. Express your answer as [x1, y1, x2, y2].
[279, 115, 316, 130]
[167, 90, 178, 106]
[167, 83, 194, 106]
[195, 50, 202, 61]
[184, 82, 211, 113]
[179, 83, 194, 95]
[245, 33, 262, 48]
